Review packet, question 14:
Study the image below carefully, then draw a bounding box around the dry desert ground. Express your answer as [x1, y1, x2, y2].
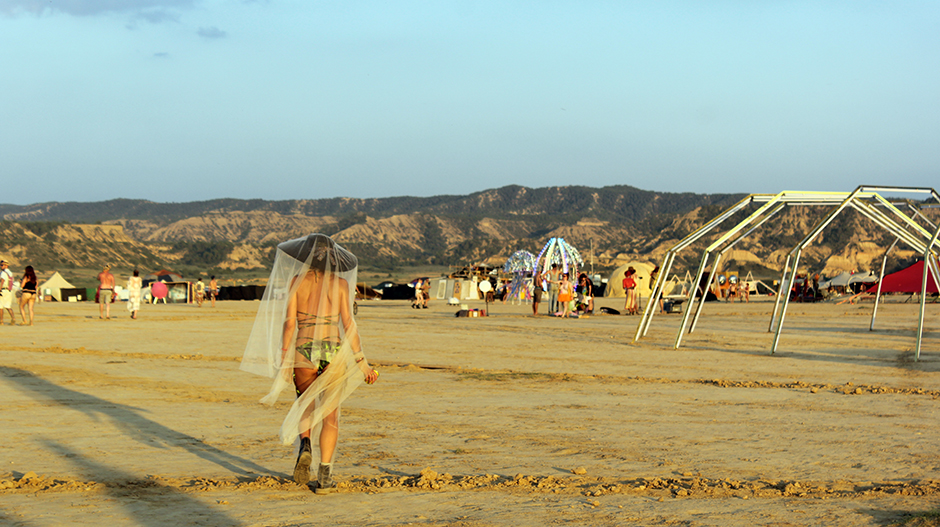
[1, 294, 939, 526]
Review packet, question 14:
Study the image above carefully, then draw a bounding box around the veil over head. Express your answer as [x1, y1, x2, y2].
[241, 233, 364, 446]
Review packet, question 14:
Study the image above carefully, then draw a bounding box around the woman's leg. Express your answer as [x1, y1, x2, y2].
[291, 366, 317, 484]
[319, 409, 339, 463]
[293, 368, 318, 439]
[27, 298, 34, 325]
[18, 297, 26, 323]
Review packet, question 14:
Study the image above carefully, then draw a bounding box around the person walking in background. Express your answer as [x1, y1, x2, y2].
[194, 278, 206, 307]
[209, 275, 219, 307]
[412, 279, 425, 309]
[127, 269, 142, 319]
[18, 265, 37, 326]
[0, 261, 15, 325]
[421, 278, 431, 308]
[97, 265, 115, 320]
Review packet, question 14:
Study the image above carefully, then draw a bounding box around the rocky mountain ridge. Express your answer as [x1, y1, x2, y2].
[1, 185, 935, 278]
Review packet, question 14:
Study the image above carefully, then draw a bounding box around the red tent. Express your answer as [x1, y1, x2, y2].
[878, 260, 940, 294]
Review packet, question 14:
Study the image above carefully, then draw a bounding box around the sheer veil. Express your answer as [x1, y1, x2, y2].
[241, 234, 364, 447]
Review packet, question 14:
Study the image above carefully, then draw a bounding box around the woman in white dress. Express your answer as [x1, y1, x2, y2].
[127, 270, 142, 319]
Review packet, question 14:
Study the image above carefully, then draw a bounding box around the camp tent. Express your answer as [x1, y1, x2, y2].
[144, 270, 184, 286]
[819, 271, 852, 289]
[848, 271, 878, 285]
[606, 262, 663, 298]
[878, 260, 940, 294]
[38, 271, 76, 301]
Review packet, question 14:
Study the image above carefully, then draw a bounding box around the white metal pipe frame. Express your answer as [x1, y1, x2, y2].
[633, 185, 940, 362]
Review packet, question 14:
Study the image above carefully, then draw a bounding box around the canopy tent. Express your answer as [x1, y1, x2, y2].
[848, 271, 878, 285]
[878, 260, 940, 294]
[38, 271, 76, 302]
[144, 269, 184, 286]
[820, 271, 852, 289]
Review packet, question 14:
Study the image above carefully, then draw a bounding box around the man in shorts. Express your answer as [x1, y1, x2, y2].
[0, 261, 15, 325]
[97, 265, 115, 319]
[531, 268, 544, 316]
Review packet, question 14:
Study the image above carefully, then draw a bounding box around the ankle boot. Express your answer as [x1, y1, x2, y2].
[315, 462, 335, 494]
[293, 437, 312, 485]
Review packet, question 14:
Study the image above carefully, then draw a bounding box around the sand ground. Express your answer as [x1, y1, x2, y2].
[1, 294, 938, 526]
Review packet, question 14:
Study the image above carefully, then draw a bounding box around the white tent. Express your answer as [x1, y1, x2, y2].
[848, 271, 877, 285]
[606, 262, 662, 298]
[38, 271, 76, 302]
[819, 271, 852, 289]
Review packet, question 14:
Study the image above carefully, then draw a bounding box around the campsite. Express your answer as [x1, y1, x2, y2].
[2, 188, 940, 526]
[1, 293, 938, 526]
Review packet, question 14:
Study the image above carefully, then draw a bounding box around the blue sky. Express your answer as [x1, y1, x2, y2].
[1, 1, 938, 204]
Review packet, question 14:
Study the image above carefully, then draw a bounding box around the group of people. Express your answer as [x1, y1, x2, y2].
[530, 264, 596, 318]
[93, 265, 220, 320]
[193, 276, 220, 307]
[0, 260, 38, 326]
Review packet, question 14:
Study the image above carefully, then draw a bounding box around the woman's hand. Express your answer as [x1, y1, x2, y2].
[358, 359, 378, 384]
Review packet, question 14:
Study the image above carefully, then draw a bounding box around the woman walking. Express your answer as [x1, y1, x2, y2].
[127, 270, 142, 319]
[18, 265, 38, 326]
[242, 234, 378, 493]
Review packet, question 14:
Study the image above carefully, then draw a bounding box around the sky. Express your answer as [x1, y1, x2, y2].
[1, 1, 938, 205]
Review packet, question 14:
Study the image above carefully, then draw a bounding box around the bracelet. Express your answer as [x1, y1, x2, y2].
[355, 357, 364, 363]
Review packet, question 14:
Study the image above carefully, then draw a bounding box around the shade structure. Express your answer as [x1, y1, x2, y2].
[502, 250, 537, 274]
[879, 260, 940, 294]
[503, 250, 537, 302]
[535, 238, 583, 277]
[820, 271, 852, 288]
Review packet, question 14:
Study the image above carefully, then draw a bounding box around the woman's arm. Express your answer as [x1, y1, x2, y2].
[281, 276, 299, 356]
[337, 280, 362, 353]
[337, 279, 377, 383]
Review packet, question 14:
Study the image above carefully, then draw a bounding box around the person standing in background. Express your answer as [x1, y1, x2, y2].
[546, 263, 561, 313]
[0, 261, 15, 325]
[531, 268, 544, 316]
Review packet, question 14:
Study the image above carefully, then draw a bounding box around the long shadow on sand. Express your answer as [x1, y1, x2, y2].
[0, 509, 39, 527]
[41, 439, 243, 527]
[0, 366, 274, 476]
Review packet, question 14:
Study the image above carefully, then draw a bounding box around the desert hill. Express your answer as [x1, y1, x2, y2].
[0, 185, 935, 279]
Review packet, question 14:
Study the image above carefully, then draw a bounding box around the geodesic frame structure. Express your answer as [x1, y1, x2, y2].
[633, 186, 940, 361]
